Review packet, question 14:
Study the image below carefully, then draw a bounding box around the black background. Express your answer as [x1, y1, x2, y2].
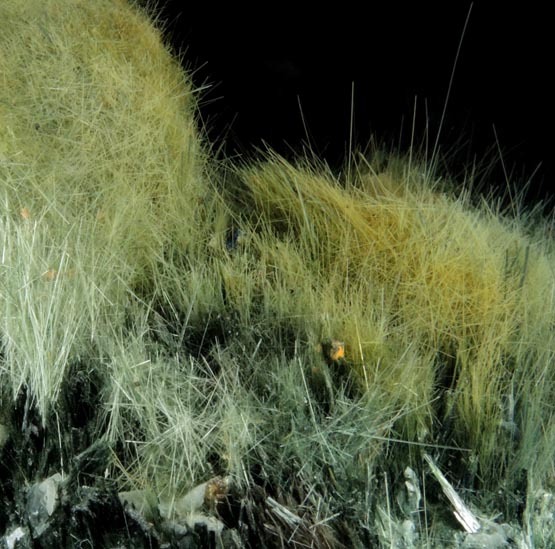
[156, 2, 552, 209]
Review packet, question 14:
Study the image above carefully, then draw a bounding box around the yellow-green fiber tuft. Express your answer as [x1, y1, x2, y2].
[223, 152, 555, 482]
[0, 0, 208, 420]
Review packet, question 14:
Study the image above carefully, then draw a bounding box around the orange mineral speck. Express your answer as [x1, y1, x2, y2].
[329, 340, 345, 362]
[43, 269, 76, 281]
[44, 270, 58, 281]
[204, 476, 229, 508]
